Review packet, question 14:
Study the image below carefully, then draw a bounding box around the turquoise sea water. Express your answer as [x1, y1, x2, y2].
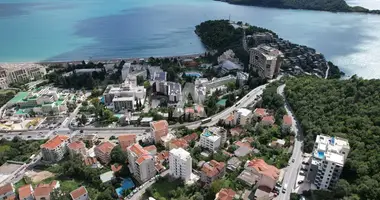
[1, 0, 380, 78]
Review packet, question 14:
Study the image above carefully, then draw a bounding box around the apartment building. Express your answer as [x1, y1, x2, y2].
[0, 63, 46, 88]
[103, 78, 146, 111]
[118, 134, 137, 151]
[70, 186, 88, 200]
[234, 108, 253, 126]
[200, 128, 221, 151]
[195, 75, 236, 93]
[169, 148, 192, 182]
[200, 160, 226, 185]
[18, 184, 34, 200]
[307, 135, 350, 190]
[67, 141, 87, 158]
[94, 142, 115, 164]
[34, 181, 60, 200]
[150, 120, 169, 143]
[208, 126, 227, 145]
[41, 135, 70, 163]
[0, 183, 15, 200]
[249, 44, 284, 79]
[127, 144, 156, 183]
[154, 81, 182, 102]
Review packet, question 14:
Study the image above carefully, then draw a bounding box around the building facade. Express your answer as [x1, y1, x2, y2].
[118, 134, 137, 151]
[307, 135, 350, 190]
[200, 128, 221, 151]
[0, 63, 46, 88]
[249, 44, 284, 79]
[169, 148, 192, 182]
[41, 135, 70, 163]
[200, 160, 226, 185]
[150, 120, 169, 143]
[127, 144, 156, 183]
[94, 142, 115, 164]
[234, 108, 253, 126]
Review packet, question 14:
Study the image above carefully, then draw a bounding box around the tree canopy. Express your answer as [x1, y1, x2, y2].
[285, 76, 380, 199]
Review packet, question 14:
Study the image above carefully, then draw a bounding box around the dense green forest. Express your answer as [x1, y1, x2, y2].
[219, 0, 380, 14]
[0, 137, 46, 165]
[285, 76, 380, 199]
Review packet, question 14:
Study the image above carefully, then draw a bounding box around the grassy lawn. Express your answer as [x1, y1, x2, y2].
[150, 178, 183, 198]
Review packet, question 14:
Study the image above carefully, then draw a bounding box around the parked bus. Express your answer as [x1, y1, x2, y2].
[201, 117, 212, 124]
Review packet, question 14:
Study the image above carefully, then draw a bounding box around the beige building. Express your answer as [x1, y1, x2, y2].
[127, 144, 156, 183]
[67, 141, 87, 157]
[94, 142, 115, 164]
[234, 108, 253, 126]
[118, 134, 137, 151]
[249, 45, 283, 79]
[150, 120, 169, 143]
[0, 63, 46, 88]
[40, 135, 70, 163]
[34, 181, 60, 200]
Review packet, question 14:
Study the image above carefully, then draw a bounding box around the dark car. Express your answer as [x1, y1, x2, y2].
[298, 180, 304, 184]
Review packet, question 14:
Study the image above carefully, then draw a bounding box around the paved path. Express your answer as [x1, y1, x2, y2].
[276, 84, 304, 200]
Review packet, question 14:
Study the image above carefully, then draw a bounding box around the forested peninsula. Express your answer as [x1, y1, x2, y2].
[217, 0, 380, 14]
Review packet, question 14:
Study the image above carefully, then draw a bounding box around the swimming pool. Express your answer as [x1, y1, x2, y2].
[116, 178, 135, 196]
[317, 151, 325, 159]
[184, 72, 202, 77]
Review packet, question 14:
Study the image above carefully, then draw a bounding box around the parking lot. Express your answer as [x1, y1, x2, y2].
[294, 154, 312, 194]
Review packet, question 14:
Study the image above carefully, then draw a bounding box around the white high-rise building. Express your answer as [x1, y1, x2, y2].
[169, 148, 192, 182]
[307, 135, 350, 190]
[200, 128, 221, 151]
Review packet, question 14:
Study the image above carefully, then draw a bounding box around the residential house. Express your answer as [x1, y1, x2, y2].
[230, 127, 244, 137]
[41, 135, 70, 163]
[237, 169, 260, 187]
[254, 186, 272, 200]
[269, 139, 286, 148]
[0, 183, 15, 200]
[245, 159, 280, 190]
[261, 116, 275, 126]
[253, 108, 267, 120]
[169, 138, 188, 150]
[100, 171, 115, 184]
[18, 184, 34, 200]
[227, 157, 242, 171]
[182, 133, 198, 143]
[282, 115, 292, 132]
[215, 188, 236, 200]
[156, 151, 169, 165]
[34, 181, 60, 200]
[83, 157, 101, 168]
[150, 120, 169, 143]
[70, 186, 88, 200]
[200, 160, 226, 185]
[67, 141, 87, 157]
[127, 144, 156, 183]
[234, 138, 254, 157]
[118, 134, 137, 151]
[94, 142, 115, 164]
[208, 126, 227, 145]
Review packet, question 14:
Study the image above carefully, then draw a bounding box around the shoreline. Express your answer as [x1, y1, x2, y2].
[0, 52, 207, 66]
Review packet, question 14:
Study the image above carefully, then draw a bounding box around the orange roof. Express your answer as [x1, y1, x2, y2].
[225, 114, 234, 122]
[254, 108, 267, 116]
[95, 141, 115, 154]
[151, 120, 168, 131]
[230, 127, 243, 135]
[283, 115, 292, 125]
[216, 188, 236, 200]
[83, 157, 98, 166]
[247, 159, 280, 180]
[235, 141, 252, 149]
[136, 154, 152, 165]
[0, 183, 13, 195]
[7, 195, 16, 200]
[143, 145, 157, 152]
[171, 139, 188, 149]
[118, 134, 137, 142]
[34, 181, 57, 197]
[128, 143, 149, 157]
[111, 164, 122, 172]
[70, 186, 87, 199]
[155, 162, 165, 172]
[182, 133, 198, 142]
[68, 141, 85, 150]
[41, 135, 69, 149]
[262, 116, 275, 124]
[18, 184, 32, 199]
[201, 160, 225, 177]
[156, 151, 169, 162]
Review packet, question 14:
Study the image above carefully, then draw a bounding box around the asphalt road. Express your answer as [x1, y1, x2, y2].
[276, 84, 304, 200]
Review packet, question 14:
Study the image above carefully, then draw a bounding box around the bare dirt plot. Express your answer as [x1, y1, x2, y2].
[24, 170, 55, 183]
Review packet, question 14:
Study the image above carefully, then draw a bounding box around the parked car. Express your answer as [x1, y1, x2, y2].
[298, 180, 304, 184]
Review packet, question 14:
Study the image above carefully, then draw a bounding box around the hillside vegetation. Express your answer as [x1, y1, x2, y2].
[221, 0, 380, 14]
[285, 76, 380, 199]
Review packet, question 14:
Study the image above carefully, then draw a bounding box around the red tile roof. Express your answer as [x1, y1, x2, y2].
[83, 157, 98, 166]
[118, 134, 137, 142]
[111, 164, 122, 172]
[34, 181, 57, 197]
[128, 143, 148, 157]
[136, 155, 153, 165]
[185, 107, 195, 114]
[283, 115, 292, 126]
[230, 127, 243, 136]
[225, 114, 234, 122]
[68, 141, 85, 150]
[247, 159, 280, 180]
[201, 160, 225, 177]
[235, 141, 252, 149]
[155, 162, 165, 172]
[7, 195, 16, 200]
[40, 135, 69, 149]
[95, 141, 115, 154]
[195, 105, 204, 113]
[151, 120, 168, 131]
[182, 133, 198, 142]
[156, 151, 169, 162]
[170, 138, 188, 149]
[18, 184, 32, 199]
[262, 116, 275, 124]
[70, 186, 87, 200]
[0, 183, 13, 196]
[254, 108, 267, 116]
[216, 188, 236, 200]
[143, 145, 157, 152]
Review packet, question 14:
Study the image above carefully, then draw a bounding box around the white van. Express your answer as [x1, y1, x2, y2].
[282, 183, 288, 193]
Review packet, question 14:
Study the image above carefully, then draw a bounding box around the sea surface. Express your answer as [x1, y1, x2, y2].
[1, 0, 380, 78]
